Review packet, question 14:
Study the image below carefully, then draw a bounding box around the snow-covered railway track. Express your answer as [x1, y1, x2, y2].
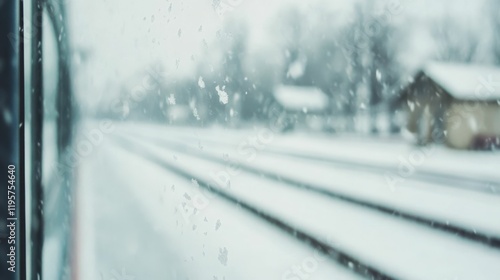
[111, 135, 397, 280]
[111, 133, 500, 280]
[117, 131, 500, 250]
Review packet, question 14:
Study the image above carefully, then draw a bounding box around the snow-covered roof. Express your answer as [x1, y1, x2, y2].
[273, 85, 329, 112]
[423, 62, 500, 101]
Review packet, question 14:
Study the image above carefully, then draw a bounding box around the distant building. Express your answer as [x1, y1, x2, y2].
[395, 62, 500, 150]
[271, 85, 330, 132]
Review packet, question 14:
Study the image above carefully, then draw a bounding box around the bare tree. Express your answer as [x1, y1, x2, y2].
[367, 8, 401, 134]
[339, 0, 403, 134]
[431, 15, 480, 63]
[271, 6, 306, 86]
[339, 3, 367, 132]
[220, 19, 253, 122]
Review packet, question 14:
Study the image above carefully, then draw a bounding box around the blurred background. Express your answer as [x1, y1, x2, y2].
[68, 0, 500, 146]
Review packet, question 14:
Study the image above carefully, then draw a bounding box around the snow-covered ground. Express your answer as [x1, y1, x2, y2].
[120, 128, 500, 237]
[75, 132, 361, 280]
[74, 122, 500, 280]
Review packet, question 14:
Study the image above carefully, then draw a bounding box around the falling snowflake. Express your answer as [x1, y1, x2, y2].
[216, 86, 229, 104]
[286, 60, 305, 79]
[218, 247, 228, 266]
[376, 69, 382, 81]
[192, 107, 201, 120]
[167, 94, 176, 105]
[407, 100, 415, 111]
[198, 76, 206, 89]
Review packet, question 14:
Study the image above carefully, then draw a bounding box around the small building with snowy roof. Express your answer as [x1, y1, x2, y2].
[396, 62, 500, 150]
[271, 85, 330, 132]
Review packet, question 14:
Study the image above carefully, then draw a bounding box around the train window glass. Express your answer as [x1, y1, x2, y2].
[61, 0, 500, 279]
